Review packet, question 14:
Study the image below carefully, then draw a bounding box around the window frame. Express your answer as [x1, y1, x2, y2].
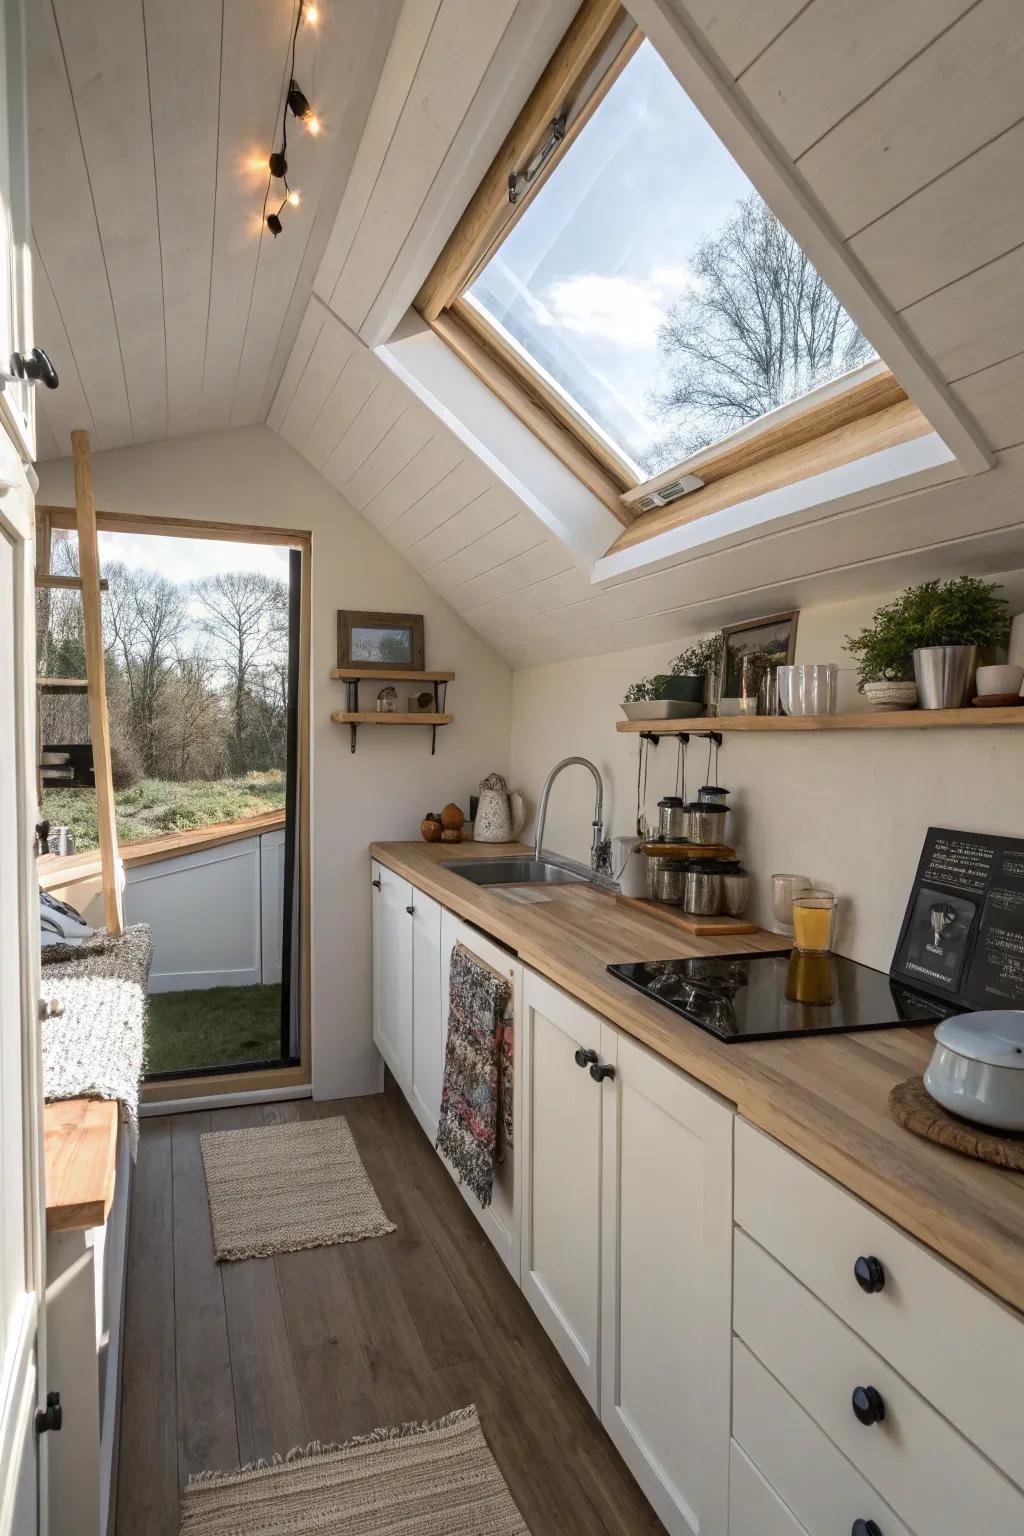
[414, 0, 926, 538]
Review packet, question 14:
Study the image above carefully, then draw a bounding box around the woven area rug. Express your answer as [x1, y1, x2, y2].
[200, 1116, 395, 1261]
[180, 1406, 530, 1535]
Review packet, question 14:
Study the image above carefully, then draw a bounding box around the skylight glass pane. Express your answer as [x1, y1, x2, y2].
[467, 41, 877, 480]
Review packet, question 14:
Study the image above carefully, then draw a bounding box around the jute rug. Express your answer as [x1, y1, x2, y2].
[200, 1115, 395, 1261]
[179, 1406, 530, 1535]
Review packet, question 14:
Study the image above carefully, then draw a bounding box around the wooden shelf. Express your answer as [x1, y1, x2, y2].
[330, 667, 454, 682]
[331, 711, 453, 726]
[37, 676, 89, 692]
[616, 706, 1024, 734]
[44, 1098, 119, 1231]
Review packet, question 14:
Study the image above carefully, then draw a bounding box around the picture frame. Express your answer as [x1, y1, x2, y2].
[337, 610, 425, 672]
[718, 610, 799, 699]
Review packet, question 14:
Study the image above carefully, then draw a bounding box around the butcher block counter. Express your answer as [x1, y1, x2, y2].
[372, 839, 1024, 1316]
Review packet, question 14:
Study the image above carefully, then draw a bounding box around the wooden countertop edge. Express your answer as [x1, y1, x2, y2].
[44, 1097, 119, 1232]
[371, 840, 1024, 1316]
[38, 808, 286, 891]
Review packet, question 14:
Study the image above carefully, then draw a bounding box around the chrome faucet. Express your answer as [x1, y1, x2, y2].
[534, 756, 612, 877]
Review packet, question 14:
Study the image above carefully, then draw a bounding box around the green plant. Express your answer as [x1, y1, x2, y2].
[623, 677, 657, 703]
[845, 578, 1010, 689]
[670, 632, 723, 678]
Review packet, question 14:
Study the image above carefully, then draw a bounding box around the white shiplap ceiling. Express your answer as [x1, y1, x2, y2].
[29, 0, 400, 461]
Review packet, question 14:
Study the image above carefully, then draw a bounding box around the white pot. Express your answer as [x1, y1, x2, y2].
[975, 663, 1024, 696]
[923, 1011, 1024, 1131]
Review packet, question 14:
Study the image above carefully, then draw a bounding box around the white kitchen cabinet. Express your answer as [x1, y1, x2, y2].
[520, 968, 606, 1408]
[599, 1027, 733, 1536]
[371, 859, 412, 1092]
[409, 891, 443, 1142]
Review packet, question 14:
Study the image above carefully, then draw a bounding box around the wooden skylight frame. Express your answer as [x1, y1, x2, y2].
[414, 0, 934, 543]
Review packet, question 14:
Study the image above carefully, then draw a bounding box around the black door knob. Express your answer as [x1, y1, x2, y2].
[12, 347, 59, 389]
[405, 904, 415, 915]
[852, 1521, 883, 1536]
[574, 1046, 598, 1068]
[35, 1391, 62, 1434]
[854, 1255, 886, 1294]
[851, 1385, 885, 1426]
[589, 1062, 615, 1082]
[371, 878, 381, 889]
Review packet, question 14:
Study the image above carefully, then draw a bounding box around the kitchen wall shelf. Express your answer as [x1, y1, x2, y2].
[616, 706, 1024, 736]
[330, 710, 454, 754]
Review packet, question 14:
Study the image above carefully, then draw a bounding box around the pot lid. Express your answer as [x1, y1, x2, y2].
[658, 796, 684, 807]
[934, 1011, 1024, 1068]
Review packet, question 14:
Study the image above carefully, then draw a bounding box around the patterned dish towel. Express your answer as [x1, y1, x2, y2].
[40, 924, 152, 1151]
[436, 943, 512, 1209]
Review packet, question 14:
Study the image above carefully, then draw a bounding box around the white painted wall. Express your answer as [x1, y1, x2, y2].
[37, 426, 513, 1097]
[510, 571, 1024, 973]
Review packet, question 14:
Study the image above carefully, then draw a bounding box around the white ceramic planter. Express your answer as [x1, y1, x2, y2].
[975, 663, 1024, 696]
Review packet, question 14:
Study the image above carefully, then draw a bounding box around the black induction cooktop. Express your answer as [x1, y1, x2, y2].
[608, 950, 957, 1043]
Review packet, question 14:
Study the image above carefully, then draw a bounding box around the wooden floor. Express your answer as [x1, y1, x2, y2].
[116, 1080, 665, 1535]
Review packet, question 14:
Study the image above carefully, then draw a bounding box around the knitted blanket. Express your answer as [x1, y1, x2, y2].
[436, 943, 512, 1209]
[40, 924, 152, 1150]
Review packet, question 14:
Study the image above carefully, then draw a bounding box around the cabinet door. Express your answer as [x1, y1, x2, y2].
[520, 968, 608, 1408]
[0, 0, 34, 460]
[409, 890, 443, 1142]
[370, 860, 412, 1091]
[600, 1029, 733, 1536]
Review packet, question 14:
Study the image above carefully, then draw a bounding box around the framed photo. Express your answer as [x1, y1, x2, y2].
[337, 610, 425, 672]
[719, 610, 799, 698]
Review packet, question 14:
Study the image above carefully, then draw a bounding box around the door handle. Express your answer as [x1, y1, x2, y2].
[406, 904, 415, 915]
[589, 1062, 615, 1083]
[35, 1392, 62, 1434]
[371, 878, 381, 889]
[574, 1047, 598, 1068]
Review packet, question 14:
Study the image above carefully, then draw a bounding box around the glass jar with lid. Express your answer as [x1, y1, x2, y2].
[656, 796, 687, 840]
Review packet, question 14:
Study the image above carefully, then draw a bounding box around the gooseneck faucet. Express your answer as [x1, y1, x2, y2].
[534, 756, 612, 876]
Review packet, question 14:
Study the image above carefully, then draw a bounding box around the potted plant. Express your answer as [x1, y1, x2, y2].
[621, 677, 657, 721]
[669, 633, 724, 706]
[844, 599, 920, 710]
[846, 578, 1009, 710]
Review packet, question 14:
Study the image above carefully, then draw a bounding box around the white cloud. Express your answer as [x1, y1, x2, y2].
[543, 268, 697, 349]
[98, 530, 289, 584]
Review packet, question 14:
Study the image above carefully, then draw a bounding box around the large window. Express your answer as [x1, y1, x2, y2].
[417, 4, 918, 534]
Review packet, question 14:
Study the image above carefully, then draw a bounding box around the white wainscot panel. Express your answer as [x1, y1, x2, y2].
[125, 837, 261, 992]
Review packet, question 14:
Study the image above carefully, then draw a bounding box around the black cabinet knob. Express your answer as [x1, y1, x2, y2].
[852, 1521, 883, 1536]
[35, 1391, 62, 1434]
[12, 347, 59, 389]
[574, 1046, 598, 1068]
[851, 1385, 885, 1426]
[371, 878, 381, 889]
[589, 1062, 615, 1082]
[405, 904, 415, 915]
[854, 1255, 886, 1294]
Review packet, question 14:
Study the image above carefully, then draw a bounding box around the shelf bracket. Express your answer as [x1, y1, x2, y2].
[640, 731, 661, 746]
[350, 723, 358, 754]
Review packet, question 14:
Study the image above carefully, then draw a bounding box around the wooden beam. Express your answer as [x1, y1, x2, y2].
[71, 429, 122, 936]
[35, 573, 109, 591]
[44, 1098, 119, 1231]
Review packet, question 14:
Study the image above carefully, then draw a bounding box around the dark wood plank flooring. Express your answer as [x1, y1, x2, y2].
[116, 1080, 665, 1535]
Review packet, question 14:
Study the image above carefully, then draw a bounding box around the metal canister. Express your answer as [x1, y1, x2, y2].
[652, 859, 689, 905]
[656, 796, 687, 840]
[683, 860, 723, 915]
[684, 803, 728, 846]
[722, 866, 750, 917]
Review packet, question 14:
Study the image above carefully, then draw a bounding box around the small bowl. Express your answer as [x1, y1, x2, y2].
[924, 1011, 1024, 1131]
[862, 680, 918, 711]
[975, 663, 1024, 696]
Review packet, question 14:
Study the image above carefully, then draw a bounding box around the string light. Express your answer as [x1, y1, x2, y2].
[261, 0, 320, 238]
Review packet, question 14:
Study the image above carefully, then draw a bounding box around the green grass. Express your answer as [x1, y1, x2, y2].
[42, 771, 285, 851]
[145, 983, 282, 1075]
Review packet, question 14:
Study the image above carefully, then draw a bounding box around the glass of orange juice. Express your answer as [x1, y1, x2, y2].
[792, 890, 836, 955]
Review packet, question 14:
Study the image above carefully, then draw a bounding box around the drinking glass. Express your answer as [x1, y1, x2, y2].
[772, 873, 811, 934]
[792, 890, 836, 955]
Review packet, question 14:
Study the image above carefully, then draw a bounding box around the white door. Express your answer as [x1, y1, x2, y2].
[599, 1028, 733, 1536]
[370, 860, 412, 1090]
[0, 0, 34, 461]
[520, 968, 607, 1408]
[409, 891, 443, 1142]
[0, 445, 47, 1534]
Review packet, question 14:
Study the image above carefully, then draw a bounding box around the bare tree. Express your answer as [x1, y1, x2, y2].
[103, 562, 185, 775]
[645, 194, 875, 472]
[191, 571, 287, 771]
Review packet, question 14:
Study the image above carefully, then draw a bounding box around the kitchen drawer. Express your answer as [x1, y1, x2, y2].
[733, 1340, 909, 1536]
[729, 1441, 807, 1536]
[735, 1119, 1024, 1489]
[734, 1231, 1024, 1536]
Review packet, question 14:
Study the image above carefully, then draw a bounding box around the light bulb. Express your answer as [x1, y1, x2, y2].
[288, 190, 301, 206]
[307, 114, 322, 137]
[304, 4, 319, 24]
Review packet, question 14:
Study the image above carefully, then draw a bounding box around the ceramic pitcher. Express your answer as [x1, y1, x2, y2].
[474, 772, 526, 843]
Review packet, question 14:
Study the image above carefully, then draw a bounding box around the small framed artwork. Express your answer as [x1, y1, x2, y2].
[719, 610, 799, 698]
[337, 610, 425, 672]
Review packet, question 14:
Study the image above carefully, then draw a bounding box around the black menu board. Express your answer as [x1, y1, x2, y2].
[891, 828, 1024, 1010]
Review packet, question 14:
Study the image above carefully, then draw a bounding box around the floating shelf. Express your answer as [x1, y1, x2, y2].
[330, 710, 453, 754]
[616, 706, 1024, 735]
[330, 667, 454, 682]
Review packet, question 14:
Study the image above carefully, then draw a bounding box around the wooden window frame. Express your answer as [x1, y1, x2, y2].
[414, 0, 932, 544]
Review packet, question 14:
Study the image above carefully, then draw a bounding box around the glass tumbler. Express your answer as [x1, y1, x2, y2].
[792, 890, 836, 955]
[772, 873, 812, 934]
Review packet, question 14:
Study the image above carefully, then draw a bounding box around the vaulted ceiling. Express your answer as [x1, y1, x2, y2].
[29, 0, 1024, 667]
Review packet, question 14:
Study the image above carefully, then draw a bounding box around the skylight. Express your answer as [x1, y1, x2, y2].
[465, 40, 877, 482]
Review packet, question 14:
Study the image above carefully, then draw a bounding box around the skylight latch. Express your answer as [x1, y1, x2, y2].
[632, 474, 706, 513]
[508, 115, 567, 204]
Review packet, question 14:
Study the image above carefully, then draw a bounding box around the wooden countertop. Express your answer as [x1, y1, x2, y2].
[44, 1098, 119, 1231]
[372, 840, 1024, 1317]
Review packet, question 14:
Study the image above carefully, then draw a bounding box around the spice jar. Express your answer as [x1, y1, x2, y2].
[656, 796, 687, 840]
[684, 802, 728, 846]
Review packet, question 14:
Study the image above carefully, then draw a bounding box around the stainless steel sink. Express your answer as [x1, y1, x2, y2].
[442, 855, 599, 887]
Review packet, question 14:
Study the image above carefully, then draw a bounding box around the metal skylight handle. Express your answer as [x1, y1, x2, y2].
[508, 115, 567, 204]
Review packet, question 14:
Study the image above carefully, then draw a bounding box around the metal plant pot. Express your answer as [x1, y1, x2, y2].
[655, 673, 705, 703]
[912, 645, 977, 709]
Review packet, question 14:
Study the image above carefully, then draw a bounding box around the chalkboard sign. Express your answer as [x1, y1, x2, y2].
[891, 828, 1024, 1010]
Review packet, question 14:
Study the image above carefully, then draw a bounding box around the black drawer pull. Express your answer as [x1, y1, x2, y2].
[574, 1047, 598, 1068]
[852, 1521, 883, 1536]
[854, 1255, 886, 1294]
[371, 878, 381, 889]
[405, 904, 415, 915]
[851, 1385, 885, 1426]
[589, 1062, 615, 1082]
